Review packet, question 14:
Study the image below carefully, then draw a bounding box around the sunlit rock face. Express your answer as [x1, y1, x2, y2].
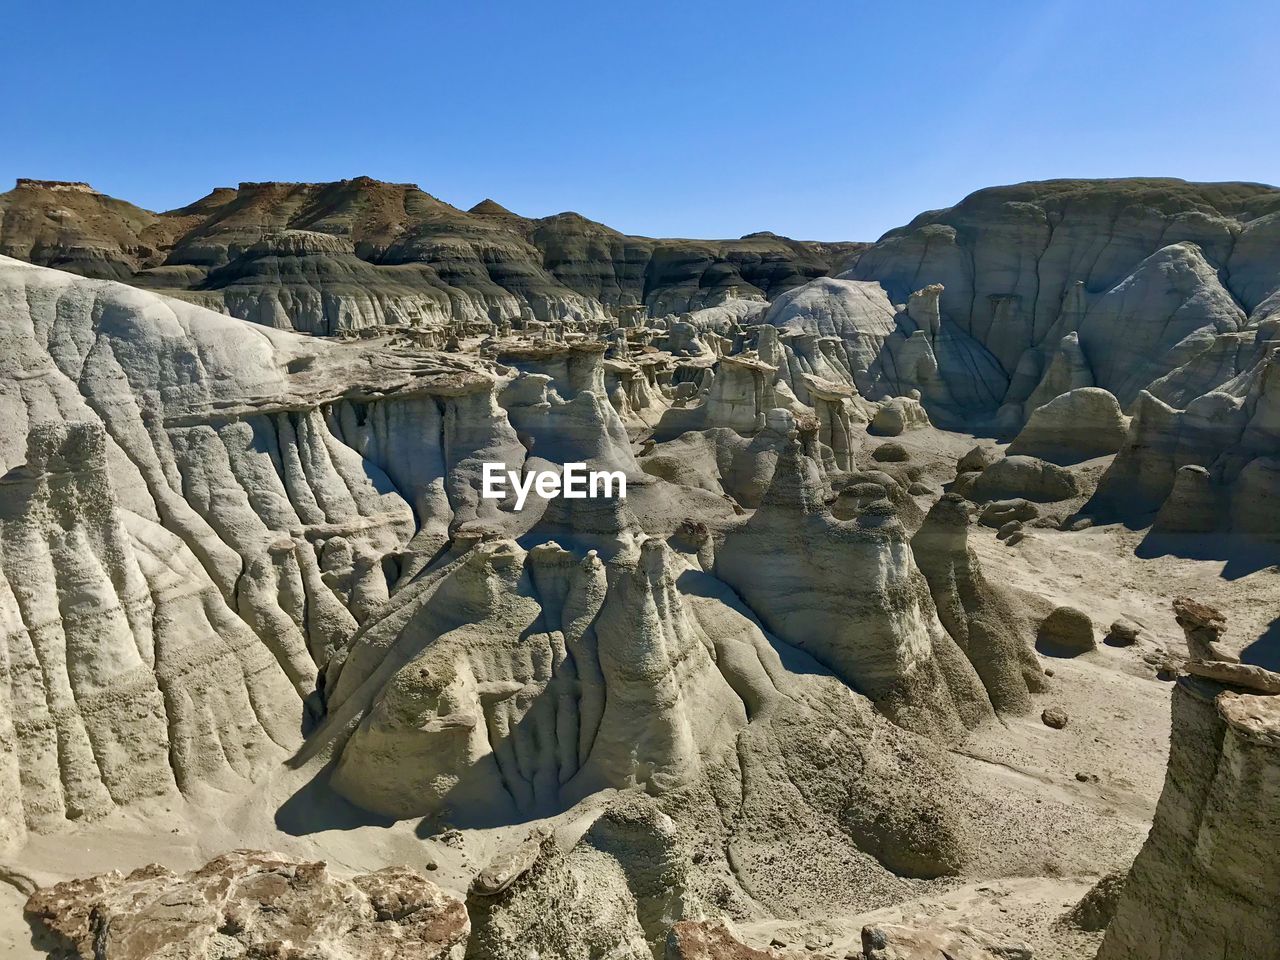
[0, 177, 863, 333]
[5, 175, 1280, 960]
[1096, 676, 1280, 960]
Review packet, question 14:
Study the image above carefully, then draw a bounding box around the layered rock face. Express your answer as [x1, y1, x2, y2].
[6, 176, 1279, 958]
[714, 443, 1033, 740]
[849, 180, 1280, 414]
[686, 179, 1275, 435]
[0, 254, 519, 842]
[1092, 599, 1280, 960]
[0, 178, 863, 334]
[1085, 333, 1280, 540]
[0, 254, 1038, 957]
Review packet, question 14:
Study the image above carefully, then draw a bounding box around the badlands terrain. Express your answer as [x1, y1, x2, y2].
[0, 175, 1276, 959]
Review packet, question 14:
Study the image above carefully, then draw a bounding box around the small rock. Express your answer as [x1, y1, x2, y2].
[1042, 706, 1069, 729]
[1107, 617, 1145, 645]
[907, 481, 934, 496]
[979, 498, 1039, 528]
[996, 519, 1023, 541]
[470, 830, 548, 896]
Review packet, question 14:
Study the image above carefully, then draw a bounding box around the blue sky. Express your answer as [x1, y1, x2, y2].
[2, 0, 1277, 240]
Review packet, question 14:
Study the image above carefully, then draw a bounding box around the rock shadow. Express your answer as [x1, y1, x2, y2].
[274, 757, 397, 836]
[1135, 530, 1280, 580]
[1242, 615, 1280, 671]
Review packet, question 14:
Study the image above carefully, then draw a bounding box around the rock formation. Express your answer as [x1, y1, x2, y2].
[1008, 388, 1130, 464]
[1086, 332, 1280, 541]
[24, 851, 469, 959]
[850, 179, 1280, 424]
[3, 175, 1279, 960]
[0, 177, 863, 334]
[1096, 674, 1279, 958]
[1092, 600, 1280, 959]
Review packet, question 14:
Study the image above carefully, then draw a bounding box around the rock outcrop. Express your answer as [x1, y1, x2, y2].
[715, 442, 1034, 740]
[1095, 677, 1280, 960]
[850, 179, 1280, 423]
[24, 851, 470, 960]
[861, 920, 1032, 959]
[1086, 334, 1280, 541]
[1008, 388, 1129, 464]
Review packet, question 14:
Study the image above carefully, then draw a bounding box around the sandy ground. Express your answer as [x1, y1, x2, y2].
[3, 432, 1276, 958]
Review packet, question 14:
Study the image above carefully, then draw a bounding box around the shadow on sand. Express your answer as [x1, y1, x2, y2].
[1242, 616, 1280, 671]
[1135, 530, 1280, 581]
[274, 757, 397, 836]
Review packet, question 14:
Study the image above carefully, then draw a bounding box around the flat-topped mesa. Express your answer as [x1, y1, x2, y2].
[235, 175, 419, 193]
[14, 179, 99, 193]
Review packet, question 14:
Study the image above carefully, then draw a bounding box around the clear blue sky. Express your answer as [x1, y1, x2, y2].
[3, 0, 1277, 241]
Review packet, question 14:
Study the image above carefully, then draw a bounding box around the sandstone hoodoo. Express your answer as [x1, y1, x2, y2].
[2, 174, 1278, 960]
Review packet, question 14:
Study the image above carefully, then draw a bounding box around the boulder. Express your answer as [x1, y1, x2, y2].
[1041, 706, 1070, 729]
[1107, 617, 1148, 646]
[978, 498, 1040, 528]
[1008, 387, 1130, 464]
[1037, 606, 1096, 655]
[972, 456, 1080, 503]
[872, 396, 931, 436]
[996, 520, 1023, 541]
[873, 441, 911, 462]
